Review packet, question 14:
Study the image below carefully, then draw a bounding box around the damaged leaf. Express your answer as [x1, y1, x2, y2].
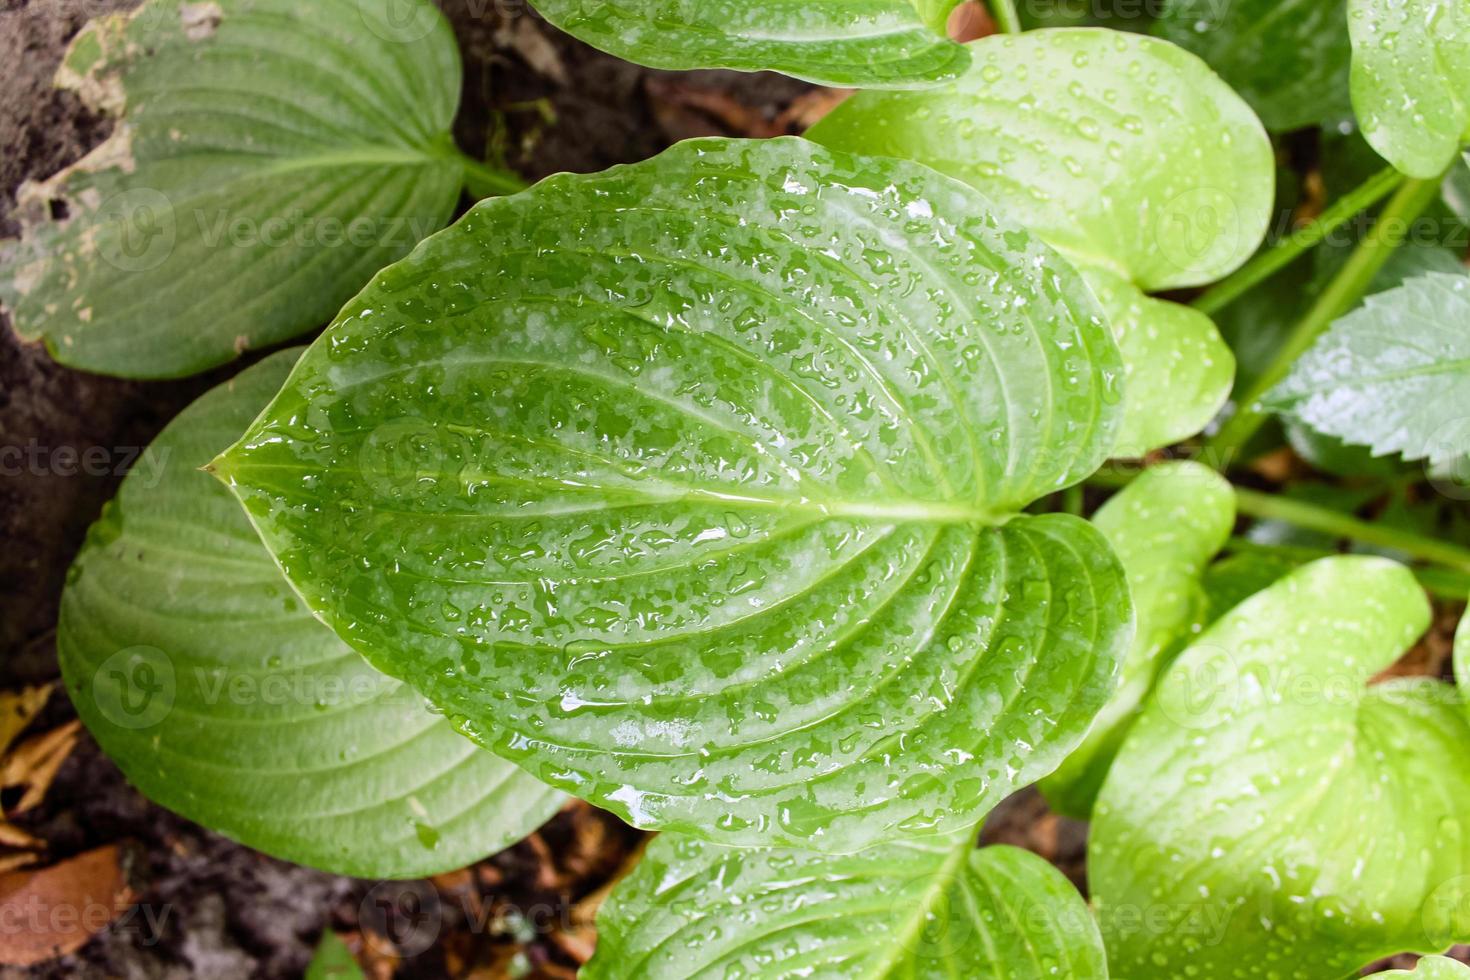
[213, 137, 1132, 852]
[60, 351, 564, 878]
[0, 0, 468, 378]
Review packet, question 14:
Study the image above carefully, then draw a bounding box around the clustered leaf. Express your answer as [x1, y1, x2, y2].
[1265, 272, 1470, 467]
[1040, 462, 1234, 817]
[1153, 0, 1351, 131]
[213, 136, 1133, 852]
[1092, 557, 1470, 977]
[1348, 0, 1470, 178]
[60, 351, 562, 877]
[808, 28, 1274, 454]
[0, 0, 466, 378]
[584, 832, 1108, 978]
[523, 0, 970, 89]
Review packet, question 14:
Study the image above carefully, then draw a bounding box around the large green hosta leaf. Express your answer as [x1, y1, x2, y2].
[583, 832, 1107, 979]
[1265, 272, 1470, 467]
[1349, 0, 1470, 178]
[525, 0, 968, 89]
[214, 137, 1133, 852]
[808, 29, 1272, 454]
[1153, 0, 1351, 131]
[60, 351, 563, 877]
[1092, 557, 1470, 978]
[1040, 462, 1233, 817]
[0, 0, 467, 378]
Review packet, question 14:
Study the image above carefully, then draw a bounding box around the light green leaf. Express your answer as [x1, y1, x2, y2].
[1040, 462, 1233, 817]
[214, 137, 1133, 852]
[584, 833, 1107, 979]
[305, 932, 365, 980]
[1082, 265, 1236, 456]
[1092, 556, 1470, 978]
[1265, 272, 1470, 467]
[808, 28, 1270, 453]
[524, 0, 968, 89]
[1201, 550, 1301, 621]
[0, 0, 466, 379]
[1153, 0, 1351, 131]
[1457, 604, 1470, 708]
[1369, 958, 1470, 980]
[1349, 0, 1470, 178]
[60, 350, 563, 878]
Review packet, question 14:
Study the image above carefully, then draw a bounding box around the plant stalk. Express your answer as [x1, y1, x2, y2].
[1191, 167, 1406, 316]
[987, 0, 1022, 33]
[1204, 174, 1445, 468]
[1232, 488, 1470, 574]
[456, 152, 529, 198]
[1223, 537, 1470, 601]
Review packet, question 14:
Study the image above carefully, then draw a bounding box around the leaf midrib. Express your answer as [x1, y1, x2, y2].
[860, 837, 973, 980]
[223, 457, 1003, 526]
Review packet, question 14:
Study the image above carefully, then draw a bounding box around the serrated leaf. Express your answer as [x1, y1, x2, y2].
[808, 28, 1271, 453]
[524, 0, 969, 89]
[1369, 958, 1470, 980]
[1092, 556, 1470, 978]
[213, 137, 1133, 852]
[1349, 0, 1470, 178]
[1265, 272, 1470, 467]
[1153, 0, 1351, 131]
[1040, 462, 1233, 817]
[0, 0, 466, 379]
[60, 350, 562, 878]
[584, 833, 1107, 979]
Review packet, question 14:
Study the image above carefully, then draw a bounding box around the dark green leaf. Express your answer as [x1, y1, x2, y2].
[305, 932, 365, 980]
[61, 351, 562, 877]
[0, 0, 465, 378]
[1153, 0, 1351, 131]
[524, 0, 969, 89]
[214, 137, 1133, 851]
[584, 833, 1107, 978]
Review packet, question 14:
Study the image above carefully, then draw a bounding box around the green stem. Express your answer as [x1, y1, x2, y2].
[1191, 167, 1406, 317]
[1204, 174, 1445, 468]
[1233, 488, 1470, 574]
[1223, 537, 1470, 601]
[987, 0, 1022, 33]
[455, 152, 529, 199]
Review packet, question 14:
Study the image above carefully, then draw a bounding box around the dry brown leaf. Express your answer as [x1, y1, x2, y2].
[5, 719, 80, 813]
[496, 18, 568, 86]
[0, 686, 53, 756]
[0, 844, 133, 967]
[946, 0, 997, 42]
[776, 89, 853, 133]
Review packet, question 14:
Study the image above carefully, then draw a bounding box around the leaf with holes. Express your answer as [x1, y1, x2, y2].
[1265, 272, 1470, 467]
[0, 0, 471, 378]
[212, 137, 1133, 852]
[1153, 0, 1351, 131]
[583, 832, 1108, 979]
[523, 0, 969, 89]
[1092, 557, 1470, 978]
[808, 28, 1273, 454]
[1349, 0, 1470, 177]
[1040, 462, 1233, 818]
[60, 350, 563, 878]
